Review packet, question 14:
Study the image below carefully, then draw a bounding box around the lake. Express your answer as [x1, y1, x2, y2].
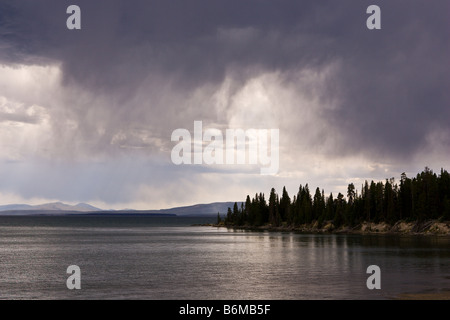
[0, 215, 449, 300]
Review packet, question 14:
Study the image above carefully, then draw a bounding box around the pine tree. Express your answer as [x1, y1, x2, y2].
[239, 202, 245, 225]
[374, 181, 384, 222]
[245, 195, 252, 225]
[269, 188, 279, 226]
[279, 186, 291, 224]
[346, 183, 356, 225]
[384, 179, 396, 223]
[293, 185, 303, 225]
[333, 193, 346, 227]
[399, 173, 412, 221]
[313, 187, 325, 226]
[303, 184, 312, 224]
[226, 207, 233, 225]
[231, 202, 238, 224]
[259, 193, 268, 224]
[347, 183, 356, 205]
[362, 180, 371, 221]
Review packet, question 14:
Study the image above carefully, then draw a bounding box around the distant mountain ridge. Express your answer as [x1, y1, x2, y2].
[0, 201, 241, 216]
[150, 202, 243, 216]
[0, 202, 102, 212]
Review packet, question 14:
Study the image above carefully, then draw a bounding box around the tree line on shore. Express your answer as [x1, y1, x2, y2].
[221, 167, 450, 228]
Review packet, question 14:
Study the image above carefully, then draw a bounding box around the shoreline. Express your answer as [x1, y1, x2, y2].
[394, 290, 450, 300]
[206, 219, 450, 236]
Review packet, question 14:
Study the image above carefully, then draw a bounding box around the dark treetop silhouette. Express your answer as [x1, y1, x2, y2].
[223, 167, 450, 229]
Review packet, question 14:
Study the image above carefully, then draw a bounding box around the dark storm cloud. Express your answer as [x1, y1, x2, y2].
[324, 1, 450, 159]
[0, 0, 357, 90]
[1, 0, 448, 161]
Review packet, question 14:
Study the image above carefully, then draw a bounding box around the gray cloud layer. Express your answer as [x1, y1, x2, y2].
[0, 0, 449, 206]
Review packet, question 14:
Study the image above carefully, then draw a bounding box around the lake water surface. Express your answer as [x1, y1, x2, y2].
[0, 215, 449, 300]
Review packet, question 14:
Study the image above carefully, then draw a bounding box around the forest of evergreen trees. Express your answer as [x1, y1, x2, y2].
[222, 167, 450, 228]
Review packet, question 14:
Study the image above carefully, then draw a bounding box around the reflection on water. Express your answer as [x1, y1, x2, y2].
[0, 216, 449, 299]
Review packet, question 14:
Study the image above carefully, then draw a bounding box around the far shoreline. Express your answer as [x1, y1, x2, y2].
[204, 219, 450, 236]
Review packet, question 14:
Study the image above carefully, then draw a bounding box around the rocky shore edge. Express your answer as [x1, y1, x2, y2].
[201, 219, 450, 235]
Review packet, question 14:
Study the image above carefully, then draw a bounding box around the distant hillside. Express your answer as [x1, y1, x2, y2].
[0, 204, 34, 211]
[155, 202, 243, 216]
[0, 202, 102, 212]
[0, 201, 240, 217]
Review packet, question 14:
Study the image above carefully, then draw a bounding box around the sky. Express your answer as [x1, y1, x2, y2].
[0, 0, 448, 210]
